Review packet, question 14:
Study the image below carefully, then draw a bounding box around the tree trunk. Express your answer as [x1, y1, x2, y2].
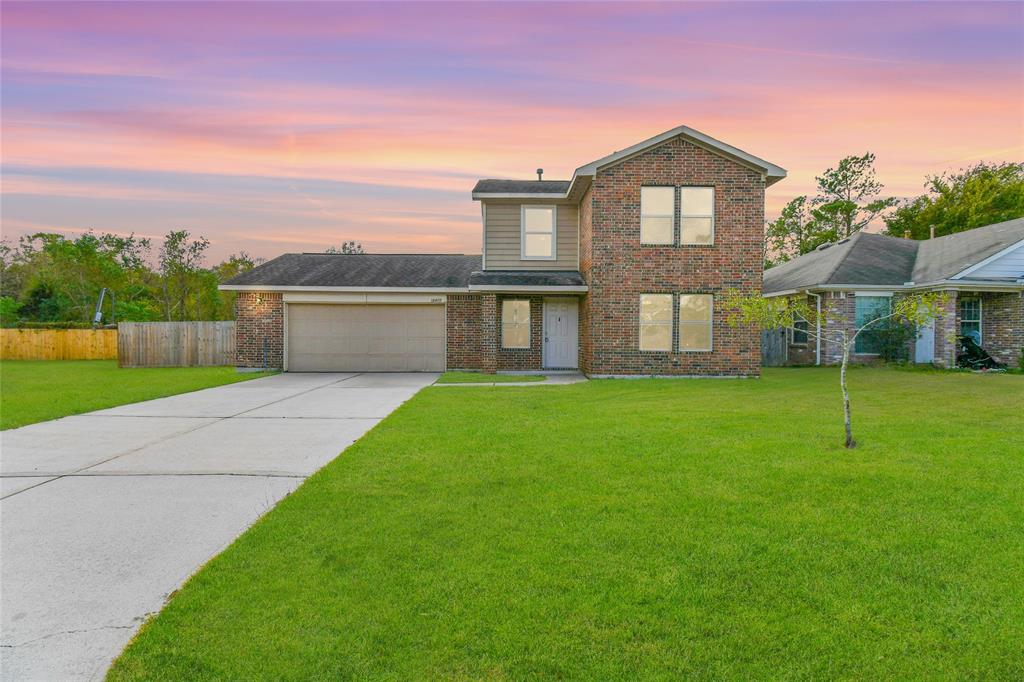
[840, 340, 855, 448]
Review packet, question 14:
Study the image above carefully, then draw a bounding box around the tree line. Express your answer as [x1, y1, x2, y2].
[765, 158, 1024, 266]
[0, 230, 262, 327]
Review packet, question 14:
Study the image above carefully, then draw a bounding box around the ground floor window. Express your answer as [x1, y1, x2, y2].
[639, 294, 672, 351]
[791, 316, 809, 345]
[678, 294, 713, 351]
[501, 300, 530, 348]
[958, 298, 982, 343]
[854, 295, 891, 354]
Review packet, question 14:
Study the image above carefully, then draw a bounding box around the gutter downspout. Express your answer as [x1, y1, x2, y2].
[807, 291, 822, 366]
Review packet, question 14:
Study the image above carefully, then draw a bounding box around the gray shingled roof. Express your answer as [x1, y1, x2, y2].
[224, 253, 481, 288]
[763, 218, 1024, 294]
[472, 179, 571, 194]
[469, 270, 586, 287]
[913, 218, 1024, 282]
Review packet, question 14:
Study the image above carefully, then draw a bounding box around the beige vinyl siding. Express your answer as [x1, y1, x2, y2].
[483, 201, 579, 270]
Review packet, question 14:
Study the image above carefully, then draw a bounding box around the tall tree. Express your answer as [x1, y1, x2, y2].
[884, 162, 1024, 239]
[811, 153, 897, 241]
[764, 196, 828, 266]
[158, 230, 210, 321]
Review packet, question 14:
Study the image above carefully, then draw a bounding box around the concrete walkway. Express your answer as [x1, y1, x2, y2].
[432, 372, 588, 387]
[0, 372, 436, 681]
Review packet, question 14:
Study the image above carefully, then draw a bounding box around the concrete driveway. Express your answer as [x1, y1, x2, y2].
[0, 372, 437, 681]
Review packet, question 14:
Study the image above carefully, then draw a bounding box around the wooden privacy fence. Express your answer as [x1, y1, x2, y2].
[118, 321, 235, 368]
[1, 329, 118, 360]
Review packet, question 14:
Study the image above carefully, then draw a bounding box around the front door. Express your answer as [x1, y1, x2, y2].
[915, 319, 935, 364]
[543, 298, 579, 369]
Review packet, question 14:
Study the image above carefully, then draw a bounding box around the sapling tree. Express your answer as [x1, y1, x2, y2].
[723, 290, 948, 448]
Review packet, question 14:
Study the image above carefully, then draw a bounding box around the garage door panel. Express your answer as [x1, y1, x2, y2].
[288, 304, 444, 372]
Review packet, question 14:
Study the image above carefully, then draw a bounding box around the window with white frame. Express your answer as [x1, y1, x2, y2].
[678, 294, 713, 351]
[639, 294, 672, 351]
[680, 186, 714, 245]
[854, 295, 891, 353]
[501, 300, 530, 348]
[521, 206, 556, 259]
[958, 298, 981, 343]
[640, 187, 674, 245]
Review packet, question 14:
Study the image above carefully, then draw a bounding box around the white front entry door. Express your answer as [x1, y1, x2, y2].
[915, 319, 935, 364]
[543, 298, 579, 369]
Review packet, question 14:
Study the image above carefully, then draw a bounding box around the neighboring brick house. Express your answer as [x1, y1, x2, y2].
[762, 219, 1024, 368]
[221, 125, 787, 375]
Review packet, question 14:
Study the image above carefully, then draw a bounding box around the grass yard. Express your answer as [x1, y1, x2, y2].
[109, 368, 1023, 680]
[436, 371, 546, 383]
[0, 360, 272, 430]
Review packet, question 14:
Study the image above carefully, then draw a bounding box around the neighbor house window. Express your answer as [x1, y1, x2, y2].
[959, 298, 982, 343]
[854, 295, 891, 353]
[678, 294, 713, 351]
[680, 186, 714, 245]
[639, 294, 672, 351]
[521, 206, 556, 259]
[640, 186, 674, 245]
[792, 316, 809, 345]
[502, 300, 531, 348]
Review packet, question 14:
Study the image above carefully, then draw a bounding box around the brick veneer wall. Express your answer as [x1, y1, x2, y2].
[932, 291, 958, 368]
[582, 137, 763, 376]
[978, 291, 1023, 366]
[446, 294, 483, 371]
[235, 292, 284, 369]
[496, 295, 544, 371]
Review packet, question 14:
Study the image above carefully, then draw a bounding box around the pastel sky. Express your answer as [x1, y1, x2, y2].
[2, 1, 1022, 262]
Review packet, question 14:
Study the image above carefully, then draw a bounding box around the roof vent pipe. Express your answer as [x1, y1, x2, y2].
[930, 224, 936, 239]
[903, 229, 911, 239]
[536, 168, 543, 181]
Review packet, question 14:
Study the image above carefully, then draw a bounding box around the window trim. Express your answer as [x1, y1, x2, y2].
[677, 293, 714, 352]
[958, 297, 983, 343]
[640, 186, 675, 245]
[679, 186, 715, 246]
[501, 299, 531, 349]
[520, 205, 557, 261]
[638, 293, 673, 352]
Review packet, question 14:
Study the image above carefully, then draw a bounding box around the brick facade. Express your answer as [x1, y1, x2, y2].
[977, 291, 1023, 367]
[235, 292, 284, 369]
[773, 289, 1022, 369]
[580, 137, 763, 376]
[445, 294, 483, 371]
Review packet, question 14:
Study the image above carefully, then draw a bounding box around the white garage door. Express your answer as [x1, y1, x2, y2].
[287, 304, 445, 372]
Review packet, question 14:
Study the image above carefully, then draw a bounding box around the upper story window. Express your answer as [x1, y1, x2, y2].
[521, 206, 557, 260]
[680, 187, 714, 245]
[640, 187, 675, 245]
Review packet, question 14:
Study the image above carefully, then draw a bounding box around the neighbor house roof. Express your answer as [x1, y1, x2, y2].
[913, 217, 1024, 282]
[472, 124, 787, 200]
[221, 253, 482, 290]
[763, 218, 1024, 295]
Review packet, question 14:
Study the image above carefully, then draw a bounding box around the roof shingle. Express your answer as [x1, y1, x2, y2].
[224, 253, 481, 288]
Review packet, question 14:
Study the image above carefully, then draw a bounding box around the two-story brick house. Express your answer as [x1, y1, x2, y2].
[222, 125, 787, 376]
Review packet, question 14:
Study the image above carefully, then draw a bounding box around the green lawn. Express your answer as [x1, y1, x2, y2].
[0, 360, 272, 430]
[109, 368, 1023, 680]
[436, 371, 546, 383]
